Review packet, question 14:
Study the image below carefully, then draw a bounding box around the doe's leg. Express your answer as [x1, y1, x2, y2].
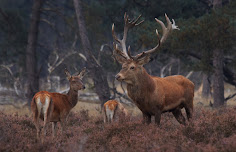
[52, 122, 57, 138]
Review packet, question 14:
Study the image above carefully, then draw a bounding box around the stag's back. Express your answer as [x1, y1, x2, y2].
[163, 75, 194, 97]
[156, 75, 194, 112]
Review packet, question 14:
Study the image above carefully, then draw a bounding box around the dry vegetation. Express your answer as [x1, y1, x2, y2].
[1, 99, 236, 152]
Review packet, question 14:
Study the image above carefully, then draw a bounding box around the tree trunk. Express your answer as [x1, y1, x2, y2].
[212, 48, 224, 107]
[213, 0, 222, 9]
[202, 73, 211, 100]
[212, 0, 224, 107]
[26, 0, 43, 105]
[73, 0, 110, 107]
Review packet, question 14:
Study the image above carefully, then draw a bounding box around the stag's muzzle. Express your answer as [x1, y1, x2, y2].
[115, 74, 122, 81]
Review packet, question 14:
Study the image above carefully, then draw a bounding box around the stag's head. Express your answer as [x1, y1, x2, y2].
[112, 13, 179, 84]
[65, 68, 86, 91]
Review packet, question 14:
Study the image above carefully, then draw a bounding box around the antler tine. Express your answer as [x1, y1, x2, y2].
[113, 42, 129, 59]
[112, 13, 144, 59]
[129, 14, 144, 26]
[134, 14, 179, 59]
[127, 46, 134, 59]
[144, 29, 161, 54]
[125, 13, 144, 28]
[134, 29, 160, 60]
[112, 24, 122, 44]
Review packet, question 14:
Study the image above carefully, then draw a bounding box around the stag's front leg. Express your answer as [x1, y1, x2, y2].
[142, 112, 151, 124]
[172, 109, 186, 125]
[154, 110, 161, 126]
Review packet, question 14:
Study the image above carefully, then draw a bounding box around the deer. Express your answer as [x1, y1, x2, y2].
[31, 68, 86, 142]
[112, 13, 194, 125]
[103, 100, 129, 123]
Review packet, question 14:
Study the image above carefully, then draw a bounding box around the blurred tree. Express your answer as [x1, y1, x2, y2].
[0, 0, 235, 107]
[26, 0, 44, 104]
[202, 74, 211, 100]
[73, 0, 110, 107]
[212, 0, 224, 107]
[0, 0, 30, 88]
[168, 0, 235, 105]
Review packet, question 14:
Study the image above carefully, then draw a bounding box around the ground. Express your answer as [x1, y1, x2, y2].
[0, 88, 236, 152]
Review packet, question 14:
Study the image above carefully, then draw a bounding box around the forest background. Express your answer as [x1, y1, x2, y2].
[0, 0, 235, 109]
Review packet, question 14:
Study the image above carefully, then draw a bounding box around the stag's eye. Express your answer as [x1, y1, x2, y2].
[130, 66, 135, 70]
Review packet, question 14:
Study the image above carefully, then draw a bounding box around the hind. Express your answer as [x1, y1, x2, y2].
[31, 92, 53, 142]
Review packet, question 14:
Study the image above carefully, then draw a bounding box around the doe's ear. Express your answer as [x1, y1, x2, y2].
[78, 67, 86, 79]
[64, 69, 71, 80]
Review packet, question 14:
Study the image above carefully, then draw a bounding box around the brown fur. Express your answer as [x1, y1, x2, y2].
[112, 13, 190, 125]
[116, 60, 194, 125]
[31, 69, 86, 142]
[103, 100, 128, 123]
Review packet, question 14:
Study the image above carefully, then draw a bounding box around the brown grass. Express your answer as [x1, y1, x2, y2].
[0, 88, 236, 152]
[0, 103, 236, 152]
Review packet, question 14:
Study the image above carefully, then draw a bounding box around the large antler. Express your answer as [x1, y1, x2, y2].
[133, 14, 179, 60]
[112, 13, 144, 59]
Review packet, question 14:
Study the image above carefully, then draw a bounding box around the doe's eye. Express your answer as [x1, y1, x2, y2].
[130, 66, 135, 70]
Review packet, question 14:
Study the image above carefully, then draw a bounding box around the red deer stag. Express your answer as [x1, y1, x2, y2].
[112, 13, 194, 125]
[31, 68, 86, 141]
[103, 100, 128, 123]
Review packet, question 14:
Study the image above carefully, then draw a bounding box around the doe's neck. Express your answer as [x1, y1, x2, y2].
[67, 88, 79, 107]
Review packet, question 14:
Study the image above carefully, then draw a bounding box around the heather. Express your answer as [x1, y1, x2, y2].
[0, 107, 236, 152]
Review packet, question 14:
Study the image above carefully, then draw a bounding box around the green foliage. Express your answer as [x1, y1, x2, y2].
[0, 0, 235, 85]
[123, 0, 209, 19]
[166, 1, 235, 72]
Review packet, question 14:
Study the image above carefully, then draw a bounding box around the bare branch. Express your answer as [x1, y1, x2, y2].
[48, 34, 78, 74]
[225, 93, 236, 102]
[0, 64, 14, 77]
[40, 18, 64, 37]
[186, 71, 194, 79]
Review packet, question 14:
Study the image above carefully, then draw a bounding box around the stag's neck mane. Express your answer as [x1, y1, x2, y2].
[127, 67, 156, 96]
[67, 89, 79, 108]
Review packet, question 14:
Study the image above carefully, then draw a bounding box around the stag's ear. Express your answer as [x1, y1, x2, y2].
[135, 53, 151, 65]
[78, 67, 86, 79]
[112, 49, 128, 64]
[65, 69, 71, 80]
[113, 53, 127, 64]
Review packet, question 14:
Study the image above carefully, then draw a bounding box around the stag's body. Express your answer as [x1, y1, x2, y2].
[103, 100, 128, 123]
[126, 67, 194, 124]
[31, 68, 86, 141]
[112, 13, 194, 125]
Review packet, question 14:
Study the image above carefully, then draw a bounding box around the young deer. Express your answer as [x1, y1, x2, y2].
[103, 100, 128, 123]
[31, 68, 86, 141]
[112, 13, 194, 125]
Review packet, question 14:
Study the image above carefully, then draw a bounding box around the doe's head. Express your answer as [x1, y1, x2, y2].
[65, 67, 86, 91]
